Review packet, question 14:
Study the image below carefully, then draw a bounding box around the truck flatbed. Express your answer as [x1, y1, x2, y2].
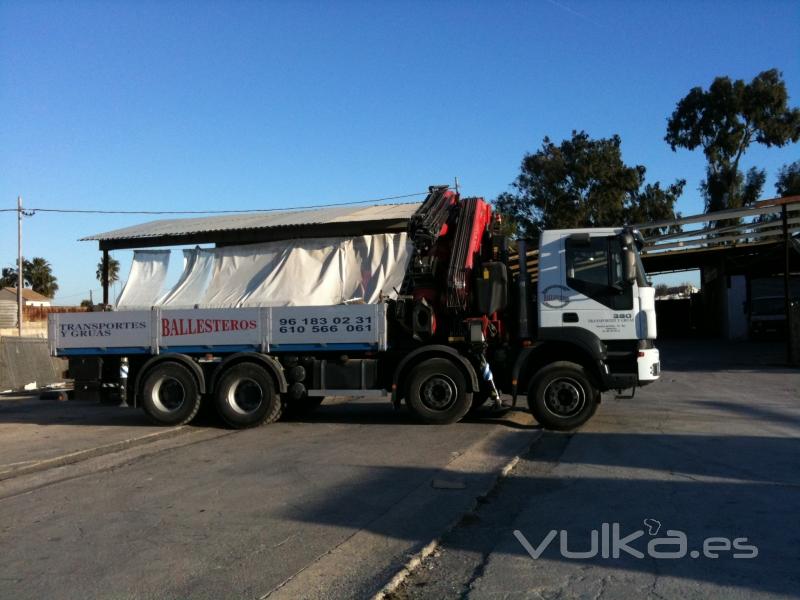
[49, 304, 388, 356]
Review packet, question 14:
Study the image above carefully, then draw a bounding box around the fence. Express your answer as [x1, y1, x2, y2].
[23, 305, 89, 322]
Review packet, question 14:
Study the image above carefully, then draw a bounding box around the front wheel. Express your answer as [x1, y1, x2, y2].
[527, 362, 598, 431]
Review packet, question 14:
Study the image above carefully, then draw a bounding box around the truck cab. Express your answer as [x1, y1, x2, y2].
[506, 227, 659, 430]
[539, 228, 659, 386]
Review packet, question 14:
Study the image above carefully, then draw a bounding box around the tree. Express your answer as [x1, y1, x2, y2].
[24, 258, 59, 297]
[0, 257, 59, 297]
[626, 180, 686, 231]
[700, 165, 766, 213]
[0, 267, 17, 289]
[666, 69, 800, 214]
[495, 130, 684, 237]
[776, 161, 800, 197]
[96, 256, 120, 285]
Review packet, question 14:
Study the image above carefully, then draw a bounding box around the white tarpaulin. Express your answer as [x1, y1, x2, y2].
[157, 248, 215, 307]
[117, 233, 411, 310]
[116, 250, 171, 308]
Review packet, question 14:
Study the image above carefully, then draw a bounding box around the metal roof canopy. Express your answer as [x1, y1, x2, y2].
[638, 195, 800, 270]
[636, 195, 800, 363]
[83, 203, 422, 250]
[641, 238, 800, 275]
[636, 195, 800, 232]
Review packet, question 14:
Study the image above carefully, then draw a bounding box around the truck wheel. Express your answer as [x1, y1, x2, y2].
[406, 358, 473, 425]
[214, 363, 282, 429]
[527, 361, 598, 431]
[141, 362, 202, 426]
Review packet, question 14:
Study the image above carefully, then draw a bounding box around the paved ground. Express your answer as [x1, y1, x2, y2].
[0, 395, 180, 478]
[0, 393, 538, 600]
[0, 340, 797, 600]
[394, 340, 800, 599]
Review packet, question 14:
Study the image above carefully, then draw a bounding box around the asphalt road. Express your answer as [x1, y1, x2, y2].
[1, 340, 797, 600]
[393, 340, 800, 599]
[0, 395, 182, 478]
[0, 395, 538, 600]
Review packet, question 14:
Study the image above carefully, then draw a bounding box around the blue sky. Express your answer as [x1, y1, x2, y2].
[1, 0, 798, 300]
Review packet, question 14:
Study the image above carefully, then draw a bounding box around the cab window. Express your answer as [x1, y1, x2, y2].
[565, 236, 632, 310]
[567, 238, 609, 285]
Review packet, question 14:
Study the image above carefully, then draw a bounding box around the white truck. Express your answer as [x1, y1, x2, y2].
[50, 187, 660, 430]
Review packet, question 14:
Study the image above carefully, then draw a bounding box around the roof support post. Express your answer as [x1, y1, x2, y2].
[102, 250, 110, 306]
[782, 204, 793, 365]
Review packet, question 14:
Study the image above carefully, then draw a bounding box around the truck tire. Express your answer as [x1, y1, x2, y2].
[527, 361, 598, 431]
[406, 358, 473, 425]
[214, 363, 282, 429]
[141, 362, 202, 426]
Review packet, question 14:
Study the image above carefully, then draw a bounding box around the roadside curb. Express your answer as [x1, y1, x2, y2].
[0, 426, 192, 482]
[370, 440, 534, 600]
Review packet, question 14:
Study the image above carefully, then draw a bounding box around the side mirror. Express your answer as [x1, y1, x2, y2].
[624, 248, 637, 284]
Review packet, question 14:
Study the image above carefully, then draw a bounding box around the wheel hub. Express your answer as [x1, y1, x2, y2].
[543, 377, 585, 417]
[420, 375, 457, 411]
[152, 377, 186, 413]
[227, 378, 263, 414]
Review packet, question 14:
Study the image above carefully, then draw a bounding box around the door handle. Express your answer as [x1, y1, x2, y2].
[562, 312, 579, 323]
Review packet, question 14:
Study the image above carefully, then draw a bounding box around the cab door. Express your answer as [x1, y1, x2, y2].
[562, 235, 637, 340]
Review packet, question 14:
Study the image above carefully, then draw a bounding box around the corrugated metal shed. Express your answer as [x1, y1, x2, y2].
[83, 203, 421, 250]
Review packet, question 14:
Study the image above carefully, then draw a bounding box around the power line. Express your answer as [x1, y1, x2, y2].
[0, 190, 431, 216]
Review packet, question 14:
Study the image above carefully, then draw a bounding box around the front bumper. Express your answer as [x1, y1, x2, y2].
[637, 347, 660, 384]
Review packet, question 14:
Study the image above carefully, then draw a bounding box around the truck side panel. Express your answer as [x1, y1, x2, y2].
[50, 304, 388, 356]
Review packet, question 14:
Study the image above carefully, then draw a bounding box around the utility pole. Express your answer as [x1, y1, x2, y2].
[17, 196, 23, 337]
[454, 177, 460, 195]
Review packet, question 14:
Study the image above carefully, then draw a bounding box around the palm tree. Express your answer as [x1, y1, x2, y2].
[0, 267, 18, 288]
[24, 257, 59, 298]
[96, 256, 120, 286]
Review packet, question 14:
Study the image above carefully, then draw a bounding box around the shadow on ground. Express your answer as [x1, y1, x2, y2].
[0, 395, 533, 431]
[280, 430, 800, 597]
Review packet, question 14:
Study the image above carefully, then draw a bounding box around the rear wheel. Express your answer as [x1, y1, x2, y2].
[214, 363, 282, 429]
[406, 358, 472, 425]
[141, 362, 202, 426]
[527, 361, 598, 431]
